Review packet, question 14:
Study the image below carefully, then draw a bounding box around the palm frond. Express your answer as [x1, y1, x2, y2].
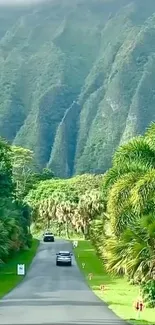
[113, 136, 155, 168]
[130, 169, 155, 214]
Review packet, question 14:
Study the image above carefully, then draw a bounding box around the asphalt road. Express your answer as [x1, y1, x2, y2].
[0, 239, 128, 325]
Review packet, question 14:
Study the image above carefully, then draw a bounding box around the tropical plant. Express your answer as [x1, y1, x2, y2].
[0, 140, 34, 264]
[103, 214, 155, 282]
[26, 174, 104, 235]
[141, 280, 155, 308]
[100, 123, 155, 309]
[103, 124, 155, 236]
[0, 137, 14, 198]
[89, 216, 106, 255]
[77, 189, 105, 238]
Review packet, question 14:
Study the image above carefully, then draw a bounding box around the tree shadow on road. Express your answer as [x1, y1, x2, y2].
[0, 299, 106, 307]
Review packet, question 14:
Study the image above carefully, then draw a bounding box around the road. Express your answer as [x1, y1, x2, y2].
[0, 239, 128, 325]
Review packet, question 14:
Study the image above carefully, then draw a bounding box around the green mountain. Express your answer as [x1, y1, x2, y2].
[0, 0, 155, 177]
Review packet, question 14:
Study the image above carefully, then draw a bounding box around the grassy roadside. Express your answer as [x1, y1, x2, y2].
[73, 239, 155, 325]
[0, 239, 39, 298]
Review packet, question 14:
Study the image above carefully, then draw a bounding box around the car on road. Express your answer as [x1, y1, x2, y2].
[56, 251, 73, 266]
[43, 232, 54, 242]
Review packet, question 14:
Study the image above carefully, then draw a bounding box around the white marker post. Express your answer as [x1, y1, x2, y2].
[17, 264, 25, 276]
[82, 262, 85, 268]
[73, 240, 78, 248]
[88, 273, 93, 280]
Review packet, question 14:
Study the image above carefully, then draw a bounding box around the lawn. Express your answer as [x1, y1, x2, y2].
[73, 239, 155, 325]
[0, 239, 39, 298]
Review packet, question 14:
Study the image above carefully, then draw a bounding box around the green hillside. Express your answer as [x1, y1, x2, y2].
[0, 0, 155, 177]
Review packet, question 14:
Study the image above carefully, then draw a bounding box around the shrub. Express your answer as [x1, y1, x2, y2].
[141, 280, 155, 308]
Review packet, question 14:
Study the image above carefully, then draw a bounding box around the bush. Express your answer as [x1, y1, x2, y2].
[26, 233, 33, 248]
[141, 280, 155, 308]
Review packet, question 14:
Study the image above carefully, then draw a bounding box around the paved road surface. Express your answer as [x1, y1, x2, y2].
[0, 239, 128, 325]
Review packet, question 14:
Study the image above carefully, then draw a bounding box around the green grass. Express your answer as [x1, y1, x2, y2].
[73, 240, 155, 325]
[0, 239, 39, 298]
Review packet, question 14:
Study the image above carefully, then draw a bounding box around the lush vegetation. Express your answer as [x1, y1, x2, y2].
[102, 123, 155, 306]
[74, 240, 155, 325]
[26, 173, 104, 236]
[26, 122, 155, 313]
[0, 0, 155, 177]
[0, 137, 53, 267]
[0, 138, 31, 265]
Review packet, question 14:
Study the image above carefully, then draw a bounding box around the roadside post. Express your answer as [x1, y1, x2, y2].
[88, 273, 93, 280]
[73, 240, 78, 248]
[100, 284, 105, 292]
[17, 264, 25, 276]
[134, 297, 144, 319]
[82, 262, 85, 268]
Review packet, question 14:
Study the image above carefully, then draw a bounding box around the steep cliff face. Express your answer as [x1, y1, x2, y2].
[0, 0, 155, 176]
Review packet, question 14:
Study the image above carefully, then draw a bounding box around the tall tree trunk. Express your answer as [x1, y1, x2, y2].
[47, 217, 50, 229]
[81, 225, 85, 239]
[58, 223, 61, 237]
[66, 221, 70, 239]
[84, 222, 90, 239]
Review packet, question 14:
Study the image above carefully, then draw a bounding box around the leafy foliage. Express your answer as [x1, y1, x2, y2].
[104, 214, 155, 281]
[141, 280, 155, 308]
[0, 138, 13, 198]
[26, 174, 104, 237]
[0, 139, 34, 264]
[101, 123, 155, 306]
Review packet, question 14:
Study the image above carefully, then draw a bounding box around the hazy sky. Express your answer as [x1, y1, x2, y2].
[0, 0, 46, 5]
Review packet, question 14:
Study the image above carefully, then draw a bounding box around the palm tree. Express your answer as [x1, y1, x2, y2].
[130, 169, 155, 215]
[102, 123, 155, 290]
[144, 122, 155, 150]
[89, 215, 106, 255]
[103, 214, 155, 283]
[77, 190, 105, 238]
[113, 136, 155, 169]
[107, 172, 142, 236]
[104, 130, 155, 236]
[38, 199, 49, 228]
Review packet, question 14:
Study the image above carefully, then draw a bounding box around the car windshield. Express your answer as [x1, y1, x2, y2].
[59, 252, 70, 256]
[45, 233, 53, 235]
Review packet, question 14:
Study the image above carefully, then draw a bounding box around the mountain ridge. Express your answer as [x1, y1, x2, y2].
[0, 0, 155, 176]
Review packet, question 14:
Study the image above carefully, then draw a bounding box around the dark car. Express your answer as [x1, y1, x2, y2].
[56, 251, 73, 266]
[43, 232, 54, 242]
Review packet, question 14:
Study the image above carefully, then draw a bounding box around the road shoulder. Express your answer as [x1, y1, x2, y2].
[73, 239, 154, 325]
[0, 238, 39, 299]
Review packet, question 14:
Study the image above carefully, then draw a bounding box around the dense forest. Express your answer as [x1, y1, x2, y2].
[0, 138, 54, 264]
[0, 0, 155, 177]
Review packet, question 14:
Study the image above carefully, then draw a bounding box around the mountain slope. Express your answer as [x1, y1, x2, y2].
[0, 0, 155, 176]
